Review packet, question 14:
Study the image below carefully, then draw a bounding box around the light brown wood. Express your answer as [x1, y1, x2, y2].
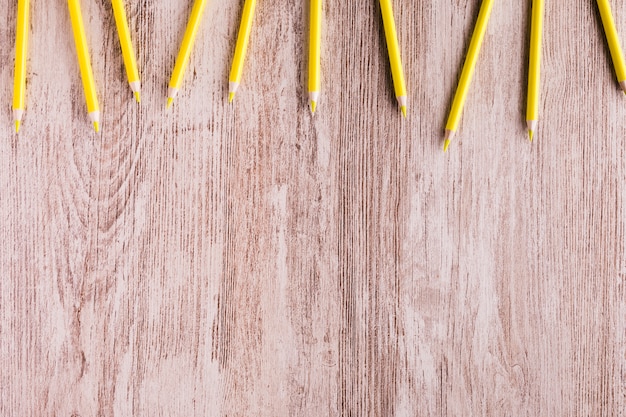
[1, 0, 624, 415]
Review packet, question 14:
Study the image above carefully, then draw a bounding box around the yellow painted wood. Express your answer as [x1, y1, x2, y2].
[111, 0, 141, 102]
[12, 0, 29, 131]
[308, 0, 321, 112]
[167, 0, 208, 106]
[597, 0, 626, 85]
[228, 0, 257, 101]
[380, 0, 407, 116]
[526, 0, 544, 140]
[444, 0, 494, 150]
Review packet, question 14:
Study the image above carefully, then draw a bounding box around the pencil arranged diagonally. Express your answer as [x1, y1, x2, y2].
[167, 0, 208, 108]
[308, 0, 322, 114]
[597, 0, 626, 93]
[229, 0, 257, 103]
[13, 0, 29, 133]
[380, 0, 407, 117]
[68, 0, 101, 132]
[527, 0, 543, 142]
[111, 0, 141, 102]
[444, 0, 494, 152]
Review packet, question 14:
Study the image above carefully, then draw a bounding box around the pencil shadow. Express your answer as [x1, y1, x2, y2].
[592, 0, 621, 87]
[440, 0, 483, 137]
[100, 1, 125, 89]
[520, 0, 532, 131]
[224, 3, 244, 99]
[374, 0, 399, 107]
[4, 2, 18, 117]
[57, 0, 85, 125]
[166, 1, 197, 91]
[297, 0, 308, 110]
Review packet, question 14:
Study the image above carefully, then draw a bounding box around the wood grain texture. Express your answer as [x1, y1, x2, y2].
[0, 0, 624, 415]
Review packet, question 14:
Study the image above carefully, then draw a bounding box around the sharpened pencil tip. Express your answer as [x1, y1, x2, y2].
[229, 92, 235, 103]
[134, 91, 141, 103]
[15, 120, 20, 133]
[443, 139, 450, 153]
[93, 122, 99, 133]
[310, 100, 317, 114]
[167, 97, 173, 108]
[401, 106, 407, 118]
[528, 130, 534, 142]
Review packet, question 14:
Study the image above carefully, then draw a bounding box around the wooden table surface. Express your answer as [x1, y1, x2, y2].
[1, 1, 625, 416]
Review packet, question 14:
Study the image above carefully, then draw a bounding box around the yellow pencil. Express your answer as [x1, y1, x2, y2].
[12, 0, 29, 133]
[527, 0, 543, 142]
[308, 0, 322, 113]
[111, 0, 141, 103]
[380, 0, 407, 117]
[68, 0, 100, 132]
[229, 0, 257, 102]
[444, 0, 494, 152]
[167, 0, 208, 108]
[597, 0, 626, 93]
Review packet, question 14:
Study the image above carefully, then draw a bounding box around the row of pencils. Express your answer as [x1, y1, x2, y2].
[11, 0, 329, 133]
[445, 0, 626, 151]
[10, 1, 626, 151]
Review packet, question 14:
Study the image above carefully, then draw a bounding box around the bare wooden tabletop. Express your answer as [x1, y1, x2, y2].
[1, 0, 625, 416]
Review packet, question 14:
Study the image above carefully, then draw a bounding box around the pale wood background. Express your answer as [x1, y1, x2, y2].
[0, 0, 625, 415]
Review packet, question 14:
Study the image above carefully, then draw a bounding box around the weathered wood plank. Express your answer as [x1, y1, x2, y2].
[0, 0, 624, 416]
